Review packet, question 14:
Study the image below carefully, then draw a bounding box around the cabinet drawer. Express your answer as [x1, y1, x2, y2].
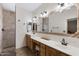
[41, 43, 46, 48]
[56, 50, 69, 56]
[40, 43, 46, 56]
[46, 46, 57, 56]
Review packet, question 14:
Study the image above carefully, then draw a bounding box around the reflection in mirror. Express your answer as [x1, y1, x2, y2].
[67, 18, 77, 34]
[31, 16, 38, 33]
[32, 23, 37, 32]
[48, 5, 77, 34]
[36, 4, 77, 35]
[27, 22, 32, 32]
[42, 17, 49, 32]
[31, 3, 78, 37]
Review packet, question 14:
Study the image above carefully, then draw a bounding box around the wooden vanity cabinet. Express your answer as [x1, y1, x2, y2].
[40, 43, 46, 56]
[26, 34, 33, 50]
[46, 46, 57, 56]
[32, 40, 40, 56]
[56, 51, 69, 56]
[26, 34, 46, 56]
[26, 34, 29, 47]
[25, 34, 28, 47]
[32, 40, 46, 56]
[46, 46, 69, 56]
[26, 34, 69, 56]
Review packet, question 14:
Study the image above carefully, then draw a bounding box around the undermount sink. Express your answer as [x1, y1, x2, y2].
[41, 37, 69, 47]
[40, 36, 69, 47]
[48, 40, 69, 49]
[41, 37, 51, 41]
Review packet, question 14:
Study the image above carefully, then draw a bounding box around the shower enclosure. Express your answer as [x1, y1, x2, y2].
[0, 9, 16, 56]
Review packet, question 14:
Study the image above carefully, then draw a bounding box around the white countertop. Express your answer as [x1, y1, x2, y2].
[26, 32, 79, 56]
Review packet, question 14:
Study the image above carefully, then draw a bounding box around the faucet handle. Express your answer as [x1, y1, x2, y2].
[60, 38, 68, 46]
[62, 38, 65, 41]
[60, 38, 65, 43]
[64, 42, 68, 46]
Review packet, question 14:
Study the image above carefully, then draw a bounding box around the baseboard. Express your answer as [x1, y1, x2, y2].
[16, 46, 27, 50]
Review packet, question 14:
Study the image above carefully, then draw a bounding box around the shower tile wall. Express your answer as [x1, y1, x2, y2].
[0, 5, 3, 53]
[77, 8, 79, 32]
[2, 9, 16, 49]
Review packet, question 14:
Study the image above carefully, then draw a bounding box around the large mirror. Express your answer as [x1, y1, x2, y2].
[35, 4, 77, 35]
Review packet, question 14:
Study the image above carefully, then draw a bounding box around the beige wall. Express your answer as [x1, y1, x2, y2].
[77, 7, 79, 32]
[0, 5, 3, 53]
[75, 4, 79, 32]
[16, 6, 32, 49]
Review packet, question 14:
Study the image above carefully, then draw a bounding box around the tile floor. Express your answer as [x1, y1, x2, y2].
[16, 47, 34, 56]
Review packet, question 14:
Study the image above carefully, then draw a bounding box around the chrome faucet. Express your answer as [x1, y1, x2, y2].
[60, 38, 68, 46]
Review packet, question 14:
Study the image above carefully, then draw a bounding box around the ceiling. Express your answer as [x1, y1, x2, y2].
[16, 3, 42, 12]
[1, 3, 15, 12]
[1, 3, 42, 12]
[1, 3, 77, 13]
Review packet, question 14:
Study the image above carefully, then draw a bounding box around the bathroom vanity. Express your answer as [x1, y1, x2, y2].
[25, 32, 79, 56]
[25, 4, 79, 56]
[26, 34, 71, 56]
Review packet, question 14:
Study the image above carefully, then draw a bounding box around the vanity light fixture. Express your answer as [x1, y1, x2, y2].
[33, 16, 37, 19]
[27, 18, 32, 23]
[55, 3, 74, 12]
[40, 10, 48, 17]
[32, 16, 38, 23]
[58, 3, 64, 7]
[32, 16, 38, 20]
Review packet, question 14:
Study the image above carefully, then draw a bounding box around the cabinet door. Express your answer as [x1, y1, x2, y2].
[40, 43, 46, 56]
[26, 34, 33, 50]
[28, 37, 33, 50]
[26, 34, 29, 47]
[46, 45, 69, 56]
[32, 40, 40, 56]
[56, 50, 69, 56]
[46, 46, 57, 56]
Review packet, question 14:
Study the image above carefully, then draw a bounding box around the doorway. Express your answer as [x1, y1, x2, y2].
[67, 18, 77, 34]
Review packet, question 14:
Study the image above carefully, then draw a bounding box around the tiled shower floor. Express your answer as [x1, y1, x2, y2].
[0, 47, 16, 56]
